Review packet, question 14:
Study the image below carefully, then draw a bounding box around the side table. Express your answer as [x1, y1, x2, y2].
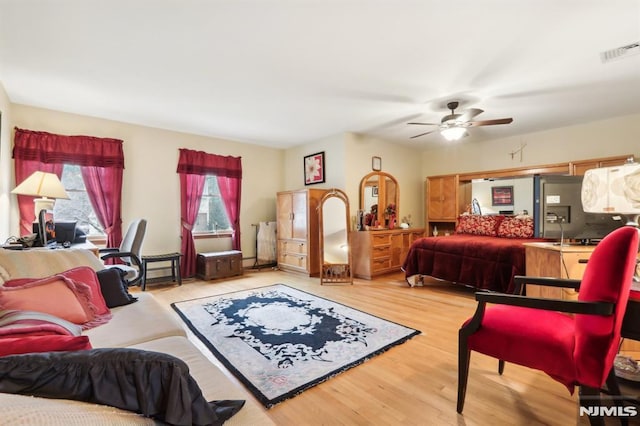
[141, 252, 182, 291]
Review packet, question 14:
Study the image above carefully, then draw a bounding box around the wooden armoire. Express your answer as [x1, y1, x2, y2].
[276, 188, 326, 276]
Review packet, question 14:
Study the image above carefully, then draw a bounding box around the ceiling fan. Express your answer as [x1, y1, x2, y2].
[408, 101, 513, 140]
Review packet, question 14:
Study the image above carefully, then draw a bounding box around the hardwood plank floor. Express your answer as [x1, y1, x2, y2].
[141, 269, 620, 425]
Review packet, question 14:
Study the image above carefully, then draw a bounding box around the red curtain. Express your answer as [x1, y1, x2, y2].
[81, 166, 123, 249]
[177, 148, 242, 277]
[13, 128, 125, 244]
[13, 128, 124, 167]
[217, 175, 242, 250]
[179, 173, 206, 278]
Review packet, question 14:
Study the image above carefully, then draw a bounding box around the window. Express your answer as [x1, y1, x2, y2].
[53, 165, 105, 236]
[193, 175, 231, 233]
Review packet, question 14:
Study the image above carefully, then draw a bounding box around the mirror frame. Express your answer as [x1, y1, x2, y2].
[318, 188, 353, 285]
[359, 171, 399, 228]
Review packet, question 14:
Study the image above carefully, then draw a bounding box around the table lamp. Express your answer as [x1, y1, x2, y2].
[11, 171, 70, 216]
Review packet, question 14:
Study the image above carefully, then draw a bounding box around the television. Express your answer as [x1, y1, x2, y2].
[37, 209, 57, 247]
[533, 175, 624, 243]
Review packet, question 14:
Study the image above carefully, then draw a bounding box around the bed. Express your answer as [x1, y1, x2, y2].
[402, 215, 548, 294]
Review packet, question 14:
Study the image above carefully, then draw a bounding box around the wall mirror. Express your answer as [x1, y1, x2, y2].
[318, 189, 352, 285]
[359, 171, 399, 229]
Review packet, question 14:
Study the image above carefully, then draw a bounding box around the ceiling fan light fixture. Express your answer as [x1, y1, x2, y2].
[441, 126, 467, 141]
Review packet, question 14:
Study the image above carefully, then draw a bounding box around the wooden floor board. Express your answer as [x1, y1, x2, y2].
[142, 269, 608, 425]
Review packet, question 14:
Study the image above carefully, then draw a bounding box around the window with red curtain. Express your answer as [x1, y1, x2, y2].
[177, 148, 242, 278]
[12, 128, 125, 248]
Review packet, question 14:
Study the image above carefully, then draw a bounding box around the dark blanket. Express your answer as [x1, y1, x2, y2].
[0, 348, 244, 426]
[402, 234, 547, 293]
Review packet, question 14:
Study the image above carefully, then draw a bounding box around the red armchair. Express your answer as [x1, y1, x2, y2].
[457, 226, 639, 425]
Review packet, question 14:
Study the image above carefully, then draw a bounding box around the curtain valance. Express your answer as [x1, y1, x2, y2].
[13, 128, 125, 168]
[176, 148, 241, 178]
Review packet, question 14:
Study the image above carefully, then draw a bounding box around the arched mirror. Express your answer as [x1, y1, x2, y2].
[359, 171, 399, 229]
[318, 189, 353, 285]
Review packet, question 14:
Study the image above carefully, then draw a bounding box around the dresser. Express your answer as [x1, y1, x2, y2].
[351, 228, 424, 279]
[523, 242, 594, 300]
[276, 189, 326, 276]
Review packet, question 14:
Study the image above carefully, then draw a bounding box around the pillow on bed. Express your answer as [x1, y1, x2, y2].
[497, 216, 534, 238]
[456, 215, 504, 236]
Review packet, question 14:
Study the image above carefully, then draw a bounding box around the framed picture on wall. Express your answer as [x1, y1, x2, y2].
[304, 151, 325, 185]
[372, 156, 381, 171]
[492, 186, 514, 206]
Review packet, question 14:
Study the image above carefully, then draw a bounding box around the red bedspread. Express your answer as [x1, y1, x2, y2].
[402, 234, 547, 293]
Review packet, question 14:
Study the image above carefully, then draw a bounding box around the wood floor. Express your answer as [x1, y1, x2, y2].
[142, 269, 622, 426]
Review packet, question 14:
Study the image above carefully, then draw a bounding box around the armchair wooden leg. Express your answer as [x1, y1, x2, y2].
[498, 359, 505, 375]
[457, 333, 471, 414]
[579, 386, 605, 426]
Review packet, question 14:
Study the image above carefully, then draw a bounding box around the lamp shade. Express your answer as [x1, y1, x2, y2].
[441, 126, 468, 141]
[11, 171, 70, 199]
[11, 172, 69, 200]
[581, 162, 640, 215]
[12, 171, 70, 217]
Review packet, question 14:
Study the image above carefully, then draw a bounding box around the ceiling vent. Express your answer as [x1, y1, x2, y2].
[600, 42, 640, 63]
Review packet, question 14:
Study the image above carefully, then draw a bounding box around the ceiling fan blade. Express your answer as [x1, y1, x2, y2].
[410, 129, 438, 139]
[467, 118, 513, 127]
[458, 108, 484, 123]
[407, 122, 439, 126]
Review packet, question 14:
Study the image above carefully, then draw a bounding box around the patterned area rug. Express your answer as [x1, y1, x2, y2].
[171, 284, 420, 407]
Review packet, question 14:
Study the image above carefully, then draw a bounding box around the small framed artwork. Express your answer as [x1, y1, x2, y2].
[304, 151, 325, 185]
[372, 156, 382, 171]
[372, 186, 379, 197]
[492, 186, 514, 206]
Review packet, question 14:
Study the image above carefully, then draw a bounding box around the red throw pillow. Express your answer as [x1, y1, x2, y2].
[3, 267, 109, 316]
[0, 277, 95, 324]
[57, 267, 110, 316]
[0, 335, 92, 357]
[497, 216, 534, 238]
[456, 215, 504, 236]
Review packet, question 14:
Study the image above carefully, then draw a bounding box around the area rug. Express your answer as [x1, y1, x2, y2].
[171, 284, 420, 407]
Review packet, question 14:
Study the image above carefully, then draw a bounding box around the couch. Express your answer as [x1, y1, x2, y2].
[403, 214, 548, 293]
[0, 248, 274, 425]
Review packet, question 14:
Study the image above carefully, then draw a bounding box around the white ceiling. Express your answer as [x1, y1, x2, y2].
[1, 0, 639, 149]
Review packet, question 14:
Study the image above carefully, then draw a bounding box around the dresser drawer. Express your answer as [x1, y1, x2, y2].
[280, 252, 307, 269]
[372, 257, 391, 272]
[372, 233, 391, 246]
[372, 245, 390, 258]
[280, 240, 307, 255]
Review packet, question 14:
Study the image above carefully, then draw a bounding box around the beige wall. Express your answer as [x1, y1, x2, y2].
[0, 85, 12, 241]
[7, 104, 284, 260]
[344, 133, 424, 227]
[283, 132, 425, 228]
[421, 113, 640, 177]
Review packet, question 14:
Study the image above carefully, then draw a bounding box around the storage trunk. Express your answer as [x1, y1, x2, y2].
[196, 250, 243, 280]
